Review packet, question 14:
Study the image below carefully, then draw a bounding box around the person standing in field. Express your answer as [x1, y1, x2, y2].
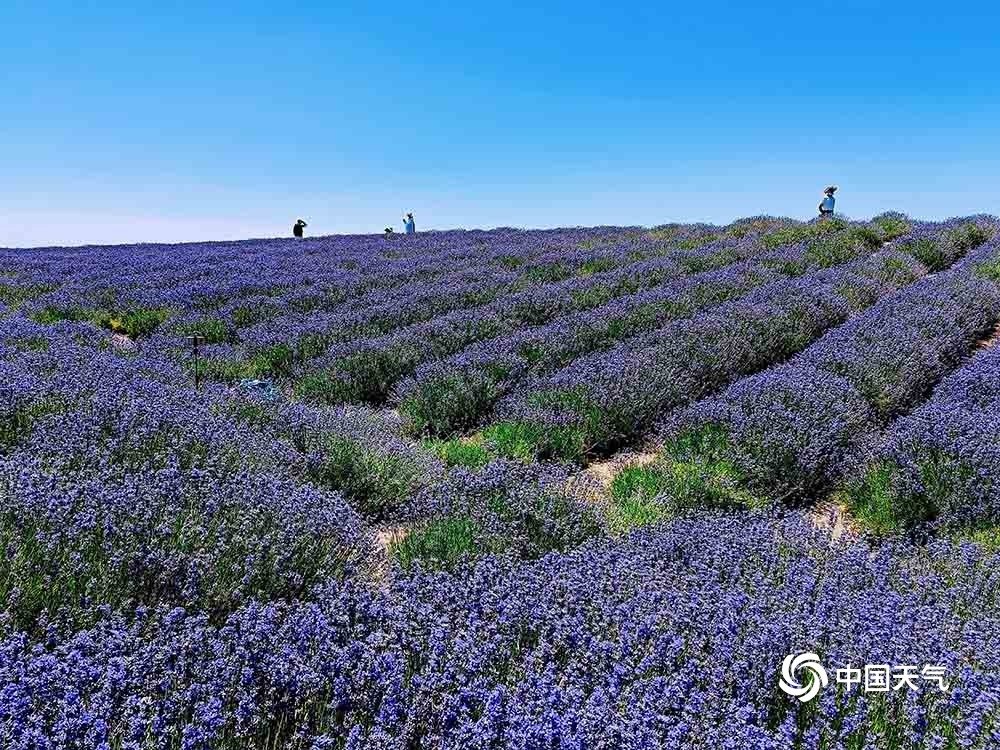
[818, 186, 837, 218]
[293, 218, 307, 238]
[403, 212, 416, 234]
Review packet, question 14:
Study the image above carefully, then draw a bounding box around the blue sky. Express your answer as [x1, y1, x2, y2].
[3, 1, 999, 246]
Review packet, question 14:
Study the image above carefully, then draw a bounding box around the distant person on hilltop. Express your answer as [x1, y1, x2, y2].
[293, 218, 308, 238]
[818, 186, 837, 218]
[403, 212, 416, 235]
[384, 226, 394, 236]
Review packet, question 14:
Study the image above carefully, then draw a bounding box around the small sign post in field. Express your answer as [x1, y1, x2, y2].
[186, 333, 205, 390]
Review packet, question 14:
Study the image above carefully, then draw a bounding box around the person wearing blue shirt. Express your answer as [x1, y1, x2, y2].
[403, 212, 416, 234]
[818, 186, 837, 218]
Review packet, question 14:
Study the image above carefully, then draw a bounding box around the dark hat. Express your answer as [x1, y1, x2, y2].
[823, 186, 838, 194]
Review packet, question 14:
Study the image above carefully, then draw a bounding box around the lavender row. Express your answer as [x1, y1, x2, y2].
[3, 513, 997, 748]
[0, 321, 445, 630]
[303, 250, 779, 409]
[200, 229, 758, 383]
[6, 227, 639, 345]
[392, 218, 926, 437]
[392, 262, 783, 436]
[487, 248, 928, 463]
[6, 227, 626, 316]
[642, 228, 1000, 514]
[1, 316, 444, 517]
[842, 327, 1000, 531]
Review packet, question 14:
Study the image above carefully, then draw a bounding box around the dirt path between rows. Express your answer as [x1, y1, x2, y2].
[376, 524, 408, 550]
[806, 499, 860, 541]
[584, 450, 659, 488]
[975, 320, 1000, 351]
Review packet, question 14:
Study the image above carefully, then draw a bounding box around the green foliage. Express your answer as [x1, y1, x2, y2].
[947, 221, 993, 253]
[495, 254, 525, 270]
[842, 463, 907, 534]
[0, 496, 350, 634]
[763, 257, 808, 277]
[650, 425, 761, 512]
[295, 350, 407, 405]
[606, 493, 672, 535]
[214, 395, 274, 428]
[570, 283, 617, 309]
[611, 465, 667, 501]
[233, 402, 272, 427]
[968, 525, 1000, 552]
[606, 466, 672, 533]
[917, 451, 974, 514]
[193, 357, 258, 384]
[726, 218, 778, 239]
[391, 515, 481, 572]
[307, 434, 429, 519]
[676, 234, 720, 250]
[294, 371, 349, 403]
[191, 342, 295, 383]
[287, 292, 334, 314]
[507, 387, 606, 462]
[804, 225, 883, 269]
[30, 305, 91, 325]
[423, 437, 491, 469]
[174, 317, 236, 344]
[900, 238, 948, 271]
[482, 421, 549, 463]
[191, 292, 230, 310]
[231, 303, 280, 328]
[841, 453, 972, 534]
[0, 282, 57, 310]
[6, 335, 49, 352]
[523, 262, 573, 283]
[250, 344, 296, 377]
[483, 418, 590, 464]
[399, 370, 507, 437]
[395, 474, 601, 571]
[975, 258, 1000, 282]
[863, 255, 922, 287]
[645, 226, 677, 242]
[0, 397, 66, 451]
[871, 212, 912, 241]
[761, 218, 846, 250]
[577, 258, 618, 276]
[834, 280, 880, 313]
[91, 307, 172, 338]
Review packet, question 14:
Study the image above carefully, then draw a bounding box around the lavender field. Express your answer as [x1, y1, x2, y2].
[3, 214, 1000, 749]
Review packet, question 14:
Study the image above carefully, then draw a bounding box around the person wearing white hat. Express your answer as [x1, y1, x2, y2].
[818, 187, 837, 218]
[403, 212, 416, 235]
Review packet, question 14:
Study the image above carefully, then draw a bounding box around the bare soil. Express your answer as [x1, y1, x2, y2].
[110, 333, 138, 352]
[375, 524, 409, 550]
[584, 450, 659, 489]
[975, 321, 1000, 351]
[807, 499, 860, 541]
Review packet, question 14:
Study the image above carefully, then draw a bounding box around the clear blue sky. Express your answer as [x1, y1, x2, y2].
[3, 1, 999, 247]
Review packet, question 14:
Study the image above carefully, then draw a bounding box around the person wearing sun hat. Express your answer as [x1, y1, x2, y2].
[818, 186, 837, 218]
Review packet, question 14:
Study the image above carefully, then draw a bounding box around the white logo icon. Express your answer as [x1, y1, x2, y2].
[779, 652, 829, 702]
